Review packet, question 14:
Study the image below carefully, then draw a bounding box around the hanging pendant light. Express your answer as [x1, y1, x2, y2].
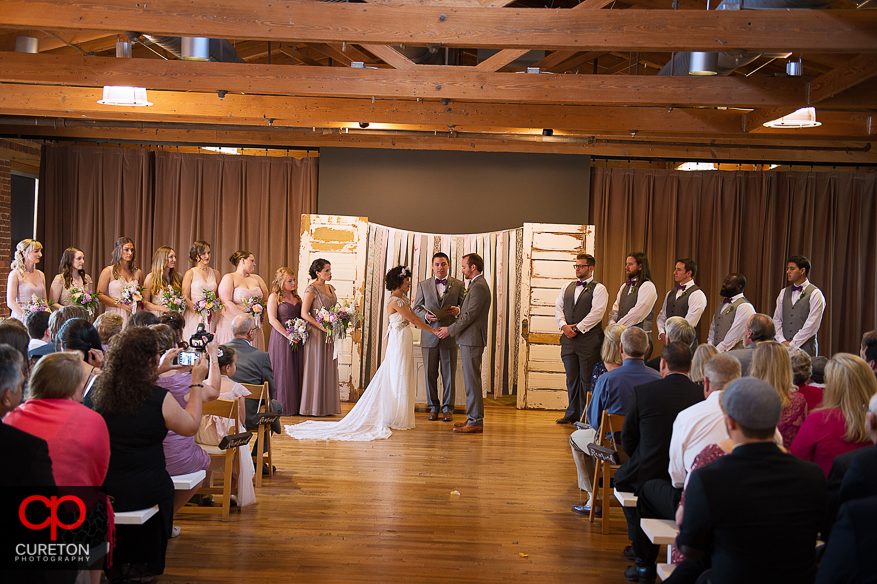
[98, 40, 153, 107]
[763, 107, 821, 129]
[689, 52, 718, 76]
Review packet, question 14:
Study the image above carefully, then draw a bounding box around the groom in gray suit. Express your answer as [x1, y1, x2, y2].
[413, 252, 464, 422]
[438, 253, 492, 434]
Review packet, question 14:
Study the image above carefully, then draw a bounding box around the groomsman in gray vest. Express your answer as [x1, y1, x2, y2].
[554, 253, 608, 424]
[707, 273, 755, 352]
[413, 252, 464, 422]
[437, 253, 491, 434]
[608, 252, 658, 358]
[656, 258, 707, 347]
[773, 255, 825, 356]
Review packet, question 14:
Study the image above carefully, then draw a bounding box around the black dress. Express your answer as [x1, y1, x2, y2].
[85, 386, 174, 575]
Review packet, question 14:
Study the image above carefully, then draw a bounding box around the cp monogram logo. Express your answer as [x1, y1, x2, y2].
[19, 495, 86, 541]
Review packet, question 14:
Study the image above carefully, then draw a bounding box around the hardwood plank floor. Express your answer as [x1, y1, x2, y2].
[165, 402, 632, 583]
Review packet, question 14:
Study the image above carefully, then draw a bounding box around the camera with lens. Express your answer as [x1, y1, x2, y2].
[189, 322, 214, 352]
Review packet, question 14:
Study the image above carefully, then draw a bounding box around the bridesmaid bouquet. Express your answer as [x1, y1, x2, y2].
[193, 290, 223, 324]
[316, 302, 361, 344]
[284, 318, 309, 351]
[160, 287, 186, 313]
[118, 283, 143, 312]
[23, 294, 50, 314]
[70, 287, 98, 318]
[243, 295, 265, 327]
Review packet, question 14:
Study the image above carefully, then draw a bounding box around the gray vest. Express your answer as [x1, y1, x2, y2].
[782, 284, 818, 356]
[712, 296, 749, 349]
[618, 282, 654, 332]
[665, 284, 701, 319]
[562, 281, 601, 346]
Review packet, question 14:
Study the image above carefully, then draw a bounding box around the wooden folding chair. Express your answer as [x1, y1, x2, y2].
[242, 382, 273, 488]
[589, 409, 626, 534]
[183, 398, 241, 521]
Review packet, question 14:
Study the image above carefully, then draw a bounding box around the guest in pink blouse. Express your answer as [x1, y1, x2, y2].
[791, 353, 876, 476]
[751, 341, 808, 448]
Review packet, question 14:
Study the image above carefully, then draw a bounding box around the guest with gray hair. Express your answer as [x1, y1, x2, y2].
[648, 316, 696, 371]
[689, 344, 718, 385]
[726, 313, 776, 376]
[788, 346, 823, 412]
[670, 377, 826, 584]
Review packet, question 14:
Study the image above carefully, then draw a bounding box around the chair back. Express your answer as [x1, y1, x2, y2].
[201, 398, 239, 433]
[242, 382, 269, 408]
[597, 410, 625, 452]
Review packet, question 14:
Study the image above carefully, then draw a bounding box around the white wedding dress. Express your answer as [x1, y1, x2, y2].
[284, 297, 416, 441]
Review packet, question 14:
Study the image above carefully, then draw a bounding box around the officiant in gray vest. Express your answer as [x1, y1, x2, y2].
[608, 252, 658, 359]
[554, 253, 608, 424]
[413, 252, 464, 422]
[772, 255, 825, 356]
[708, 273, 756, 352]
[656, 258, 707, 350]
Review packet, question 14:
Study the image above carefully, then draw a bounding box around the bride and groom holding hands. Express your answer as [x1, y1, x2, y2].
[285, 251, 491, 442]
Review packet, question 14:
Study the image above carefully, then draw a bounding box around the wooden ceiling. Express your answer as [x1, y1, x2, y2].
[0, 0, 875, 163]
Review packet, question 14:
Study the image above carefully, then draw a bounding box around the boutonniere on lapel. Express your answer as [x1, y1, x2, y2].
[446, 281, 454, 293]
[583, 281, 597, 295]
[462, 286, 469, 300]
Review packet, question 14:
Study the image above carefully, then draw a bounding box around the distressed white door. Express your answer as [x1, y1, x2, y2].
[298, 214, 368, 400]
[517, 223, 595, 410]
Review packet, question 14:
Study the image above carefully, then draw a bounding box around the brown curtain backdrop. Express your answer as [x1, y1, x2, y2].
[38, 145, 317, 318]
[590, 167, 877, 356]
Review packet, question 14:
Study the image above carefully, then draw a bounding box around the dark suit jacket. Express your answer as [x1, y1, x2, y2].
[815, 495, 877, 584]
[678, 442, 826, 584]
[225, 337, 279, 431]
[412, 276, 464, 349]
[614, 373, 703, 493]
[0, 421, 56, 487]
[822, 444, 876, 541]
[28, 341, 57, 360]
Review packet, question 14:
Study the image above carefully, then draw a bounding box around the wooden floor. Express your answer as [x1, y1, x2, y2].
[164, 401, 632, 583]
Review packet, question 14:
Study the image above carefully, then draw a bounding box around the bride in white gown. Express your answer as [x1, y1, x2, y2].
[285, 266, 438, 441]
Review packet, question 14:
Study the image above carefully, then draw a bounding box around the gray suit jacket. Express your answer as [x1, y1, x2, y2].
[447, 276, 491, 347]
[225, 337, 280, 432]
[413, 276, 464, 348]
[726, 344, 757, 376]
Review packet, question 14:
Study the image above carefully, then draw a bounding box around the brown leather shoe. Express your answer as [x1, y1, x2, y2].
[427, 411, 439, 421]
[443, 412, 453, 422]
[453, 424, 483, 434]
[454, 421, 468, 428]
[556, 416, 574, 424]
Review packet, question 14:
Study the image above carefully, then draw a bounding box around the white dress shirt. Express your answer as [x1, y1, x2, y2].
[656, 280, 708, 335]
[707, 293, 755, 352]
[608, 280, 658, 328]
[554, 277, 609, 334]
[772, 279, 826, 348]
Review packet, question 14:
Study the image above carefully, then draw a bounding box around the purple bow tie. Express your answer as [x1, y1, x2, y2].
[576, 280, 588, 287]
[676, 284, 686, 291]
[723, 298, 733, 305]
[436, 279, 447, 286]
[791, 284, 803, 292]
[626, 279, 637, 287]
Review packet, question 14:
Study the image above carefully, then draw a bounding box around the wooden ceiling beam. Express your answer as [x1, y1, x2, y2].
[808, 54, 877, 104]
[361, 45, 417, 70]
[0, 52, 813, 108]
[475, 49, 531, 72]
[1, 2, 874, 52]
[743, 107, 801, 133]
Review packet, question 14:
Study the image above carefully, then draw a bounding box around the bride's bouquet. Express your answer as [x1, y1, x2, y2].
[23, 293, 50, 314]
[284, 318, 309, 351]
[160, 287, 186, 313]
[243, 295, 265, 327]
[193, 290, 223, 324]
[69, 287, 98, 318]
[117, 282, 143, 313]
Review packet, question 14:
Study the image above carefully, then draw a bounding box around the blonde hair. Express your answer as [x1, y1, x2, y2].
[822, 353, 877, 443]
[148, 246, 182, 295]
[751, 341, 794, 408]
[690, 344, 719, 383]
[28, 352, 83, 400]
[12, 239, 42, 272]
[94, 313, 124, 344]
[600, 323, 626, 365]
[271, 267, 301, 303]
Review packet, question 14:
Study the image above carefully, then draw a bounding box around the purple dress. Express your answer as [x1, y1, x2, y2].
[158, 372, 210, 476]
[268, 301, 304, 416]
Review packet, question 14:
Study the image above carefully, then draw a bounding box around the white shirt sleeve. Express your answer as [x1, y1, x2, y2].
[555, 282, 572, 330]
[716, 302, 756, 352]
[773, 289, 787, 342]
[656, 292, 669, 335]
[608, 286, 622, 325]
[790, 288, 825, 348]
[668, 418, 688, 489]
[685, 289, 708, 328]
[616, 281, 658, 328]
[577, 283, 608, 333]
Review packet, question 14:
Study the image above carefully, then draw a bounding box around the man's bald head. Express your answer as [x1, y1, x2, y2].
[232, 314, 257, 339]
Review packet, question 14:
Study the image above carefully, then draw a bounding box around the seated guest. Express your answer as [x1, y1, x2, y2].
[810, 356, 828, 387]
[158, 311, 186, 347]
[789, 346, 823, 412]
[667, 378, 826, 584]
[29, 305, 89, 360]
[0, 322, 31, 367]
[689, 343, 717, 387]
[861, 330, 877, 376]
[648, 317, 696, 371]
[84, 327, 207, 582]
[569, 327, 660, 515]
[56, 318, 104, 398]
[25, 310, 51, 352]
[94, 312, 124, 351]
[751, 341, 808, 448]
[616, 342, 703, 584]
[126, 310, 159, 329]
[588, 323, 626, 390]
[791, 353, 877, 476]
[815, 494, 877, 584]
[226, 314, 283, 437]
[726, 313, 775, 376]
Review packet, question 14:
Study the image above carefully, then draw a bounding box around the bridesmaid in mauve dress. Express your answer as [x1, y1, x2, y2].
[6, 239, 49, 323]
[181, 240, 222, 340]
[97, 237, 144, 328]
[49, 247, 94, 313]
[266, 267, 304, 416]
[299, 258, 341, 417]
[215, 250, 269, 350]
